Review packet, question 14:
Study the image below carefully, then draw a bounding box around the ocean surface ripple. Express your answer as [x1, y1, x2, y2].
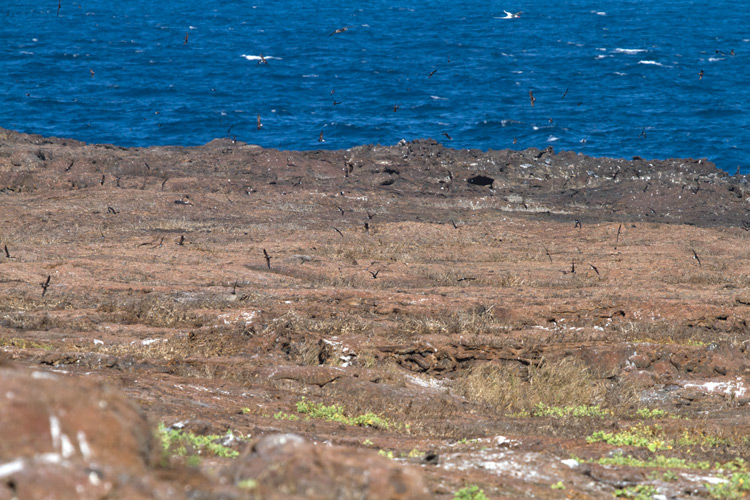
[1, 1, 748, 172]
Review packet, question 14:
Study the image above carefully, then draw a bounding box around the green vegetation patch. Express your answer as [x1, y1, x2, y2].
[634, 408, 668, 419]
[587, 424, 670, 452]
[454, 485, 489, 500]
[513, 402, 612, 418]
[157, 423, 240, 460]
[614, 484, 658, 499]
[706, 473, 750, 499]
[587, 424, 743, 453]
[293, 399, 391, 429]
[594, 452, 747, 472]
[0, 336, 53, 350]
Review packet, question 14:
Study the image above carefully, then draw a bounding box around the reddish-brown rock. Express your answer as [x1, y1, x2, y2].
[0, 365, 181, 500]
[225, 434, 430, 500]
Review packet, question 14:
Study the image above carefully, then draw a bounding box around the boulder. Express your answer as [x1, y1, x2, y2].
[224, 433, 430, 499]
[0, 365, 181, 500]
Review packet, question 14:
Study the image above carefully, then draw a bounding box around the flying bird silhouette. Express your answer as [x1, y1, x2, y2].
[442, 132, 452, 140]
[329, 26, 350, 36]
[529, 90, 536, 106]
[257, 114, 262, 130]
[698, 69, 704, 80]
[40, 275, 50, 297]
[428, 69, 438, 78]
[184, 33, 189, 44]
[263, 249, 272, 269]
[615, 223, 622, 249]
[542, 243, 552, 263]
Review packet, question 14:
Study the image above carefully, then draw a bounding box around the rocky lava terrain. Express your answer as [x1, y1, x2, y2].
[1, 127, 750, 499]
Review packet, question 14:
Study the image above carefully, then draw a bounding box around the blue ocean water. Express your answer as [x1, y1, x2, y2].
[1, 1, 748, 172]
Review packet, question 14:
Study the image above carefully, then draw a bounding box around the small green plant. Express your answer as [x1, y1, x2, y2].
[551, 481, 565, 490]
[378, 449, 394, 459]
[363, 439, 374, 446]
[295, 399, 390, 429]
[531, 403, 611, 418]
[720, 459, 748, 472]
[705, 473, 750, 499]
[157, 423, 240, 460]
[454, 485, 489, 500]
[614, 484, 657, 499]
[273, 411, 300, 421]
[635, 408, 668, 419]
[677, 430, 732, 448]
[237, 478, 257, 490]
[662, 471, 678, 482]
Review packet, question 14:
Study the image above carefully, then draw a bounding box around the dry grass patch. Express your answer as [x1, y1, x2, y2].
[97, 295, 204, 328]
[391, 307, 513, 340]
[453, 357, 610, 413]
[96, 327, 257, 360]
[262, 311, 372, 338]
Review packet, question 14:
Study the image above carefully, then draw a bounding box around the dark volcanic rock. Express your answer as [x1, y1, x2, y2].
[0, 127, 747, 227]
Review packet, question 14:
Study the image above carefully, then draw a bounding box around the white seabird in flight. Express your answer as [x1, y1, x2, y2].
[497, 10, 522, 19]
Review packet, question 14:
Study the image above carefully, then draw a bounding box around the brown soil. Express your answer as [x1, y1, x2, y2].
[1, 126, 750, 498]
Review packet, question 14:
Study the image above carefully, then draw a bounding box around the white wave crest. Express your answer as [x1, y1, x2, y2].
[614, 48, 647, 54]
[638, 60, 663, 66]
